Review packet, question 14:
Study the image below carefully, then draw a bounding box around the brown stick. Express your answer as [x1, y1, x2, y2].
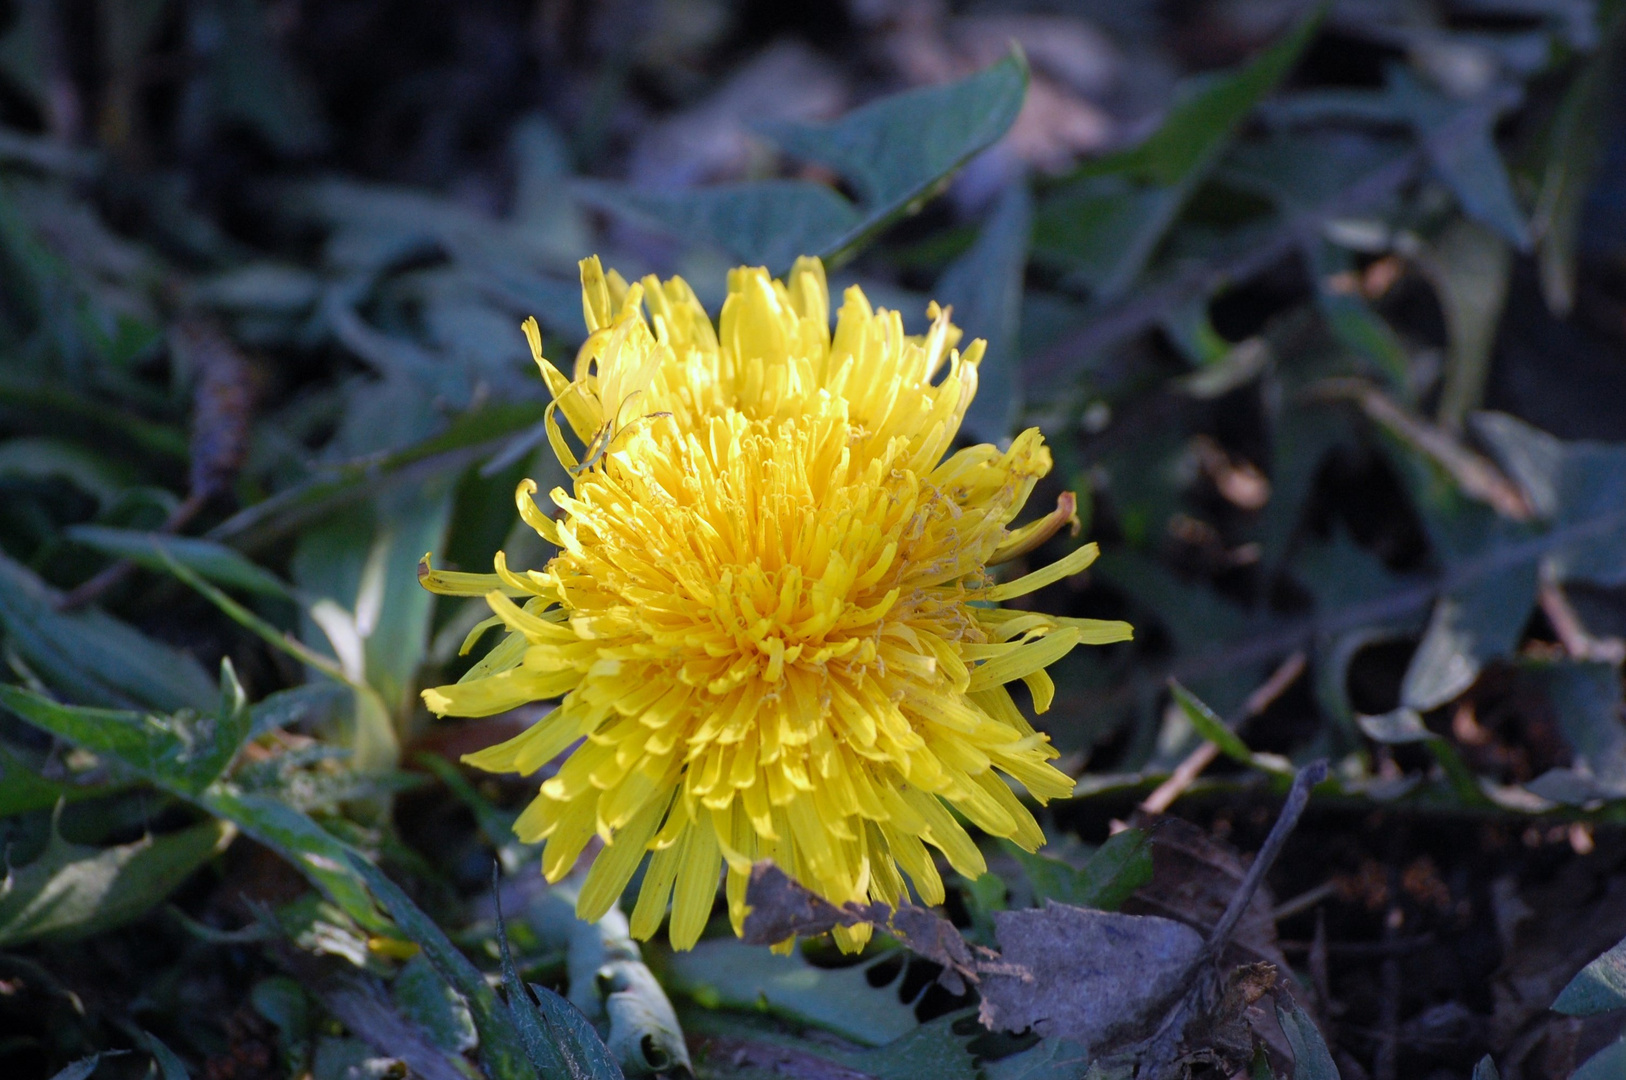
[1141, 651, 1307, 814]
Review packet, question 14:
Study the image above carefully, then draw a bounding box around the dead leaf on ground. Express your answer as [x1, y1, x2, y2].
[976, 901, 1203, 1048]
[740, 861, 990, 993]
[1123, 814, 1292, 977]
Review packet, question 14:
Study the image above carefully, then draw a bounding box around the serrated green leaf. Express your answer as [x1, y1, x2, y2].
[0, 818, 234, 946]
[579, 51, 1027, 271]
[0, 664, 250, 797]
[343, 852, 536, 1080]
[199, 786, 385, 930]
[66, 526, 295, 599]
[1034, 7, 1322, 298]
[0, 679, 391, 930]
[766, 51, 1027, 215]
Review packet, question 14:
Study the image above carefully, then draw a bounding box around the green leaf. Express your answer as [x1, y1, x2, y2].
[1399, 562, 1539, 712]
[190, 263, 323, 314]
[1169, 681, 1257, 766]
[1357, 709, 1484, 804]
[0, 663, 250, 797]
[981, 1037, 1095, 1080]
[66, 526, 296, 599]
[496, 896, 578, 1079]
[1526, 659, 1626, 795]
[46, 1054, 124, 1080]
[1472, 414, 1626, 588]
[208, 401, 546, 551]
[292, 478, 455, 722]
[0, 739, 117, 817]
[0, 551, 217, 713]
[579, 51, 1027, 270]
[199, 786, 384, 930]
[765, 51, 1027, 216]
[1428, 219, 1512, 430]
[391, 955, 477, 1056]
[1574, 1037, 1626, 1080]
[1535, 19, 1622, 315]
[251, 977, 312, 1076]
[0, 679, 390, 931]
[663, 939, 921, 1046]
[1554, 933, 1626, 1015]
[0, 817, 234, 946]
[575, 181, 860, 275]
[0, 437, 131, 507]
[1007, 828, 1154, 912]
[203, 0, 326, 155]
[1034, 6, 1322, 299]
[1270, 67, 1528, 248]
[134, 1030, 191, 1080]
[937, 181, 1031, 442]
[1357, 707, 1436, 745]
[343, 852, 536, 1080]
[1472, 1054, 1501, 1080]
[526, 983, 623, 1080]
[1275, 1001, 1340, 1079]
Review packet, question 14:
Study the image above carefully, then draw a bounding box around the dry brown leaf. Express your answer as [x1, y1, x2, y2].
[976, 901, 1203, 1047]
[739, 862, 988, 993]
[1122, 815, 1292, 977]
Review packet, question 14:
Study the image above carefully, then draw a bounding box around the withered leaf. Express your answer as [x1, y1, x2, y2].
[741, 862, 989, 993]
[977, 901, 1203, 1048]
[1122, 815, 1290, 976]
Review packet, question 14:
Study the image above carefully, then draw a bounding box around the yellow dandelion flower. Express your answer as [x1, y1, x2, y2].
[422, 255, 1132, 951]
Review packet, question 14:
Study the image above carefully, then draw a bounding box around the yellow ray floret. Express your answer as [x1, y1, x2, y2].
[424, 255, 1132, 951]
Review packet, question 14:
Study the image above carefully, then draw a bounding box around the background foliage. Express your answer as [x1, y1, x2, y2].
[1, 0, 1625, 1077]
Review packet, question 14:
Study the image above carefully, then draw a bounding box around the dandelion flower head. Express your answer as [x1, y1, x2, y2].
[421, 256, 1132, 950]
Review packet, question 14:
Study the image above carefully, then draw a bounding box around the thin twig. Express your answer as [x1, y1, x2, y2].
[1539, 578, 1626, 664]
[1272, 879, 1339, 923]
[1142, 651, 1307, 814]
[1129, 761, 1329, 1076]
[1201, 759, 1328, 966]
[56, 491, 206, 610]
[1310, 379, 1532, 519]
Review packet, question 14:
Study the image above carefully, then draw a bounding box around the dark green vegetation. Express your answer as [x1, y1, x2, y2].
[1, 1, 1625, 1077]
